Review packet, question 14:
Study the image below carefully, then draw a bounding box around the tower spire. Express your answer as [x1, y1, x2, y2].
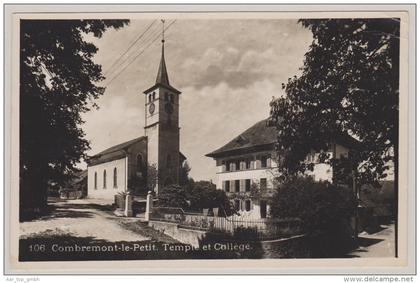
[161, 19, 165, 43]
[156, 19, 169, 86]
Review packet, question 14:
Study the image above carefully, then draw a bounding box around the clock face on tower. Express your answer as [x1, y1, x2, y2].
[149, 103, 155, 114]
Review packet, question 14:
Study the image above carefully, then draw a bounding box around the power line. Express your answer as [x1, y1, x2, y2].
[104, 20, 157, 77]
[104, 21, 174, 87]
[103, 20, 157, 76]
[104, 22, 162, 78]
[104, 19, 177, 87]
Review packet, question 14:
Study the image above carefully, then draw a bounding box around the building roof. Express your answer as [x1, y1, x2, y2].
[156, 42, 170, 86]
[206, 118, 361, 158]
[87, 136, 187, 166]
[143, 41, 181, 95]
[206, 119, 278, 158]
[95, 136, 147, 157]
[87, 136, 147, 166]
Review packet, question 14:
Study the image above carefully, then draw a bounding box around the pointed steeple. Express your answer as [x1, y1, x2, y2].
[156, 39, 170, 86]
[143, 19, 181, 95]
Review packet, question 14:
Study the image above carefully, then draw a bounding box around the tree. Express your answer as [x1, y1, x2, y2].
[268, 18, 399, 254]
[187, 181, 235, 216]
[20, 20, 129, 219]
[269, 18, 399, 186]
[158, 181, 235, 216]
[179, 160, 192, 186]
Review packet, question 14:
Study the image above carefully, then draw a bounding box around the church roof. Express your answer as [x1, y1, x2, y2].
[87, 136, 147, 166]
[206, 119, 278, 158]
[87, 136, 187, 166]
[143, 41, 181, 95]
[206, 118, 361, 158]
[156, 43, 170, 86]
[95, 136, 147, 157]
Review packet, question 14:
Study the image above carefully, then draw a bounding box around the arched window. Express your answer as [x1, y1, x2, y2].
[148, 94, 152, 102]
[113, 167, 117, 188]
[136, 154, 144, 172]
[152, 92, 156, 100]
[94, 172, 97, 190]
[103, 170, 107, 189]
[166, 154, 172, 168]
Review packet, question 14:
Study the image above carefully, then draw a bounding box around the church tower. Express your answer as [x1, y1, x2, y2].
[143, 22, 181, 195]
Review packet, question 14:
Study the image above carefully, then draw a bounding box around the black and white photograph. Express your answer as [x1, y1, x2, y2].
[4, 5, 415, 275]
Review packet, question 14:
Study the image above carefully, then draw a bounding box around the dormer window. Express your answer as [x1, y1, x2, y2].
[245, 160, 251, 169]
[236, 135, 248, 145]
[261, 155, 270, 168]
[235, 160, 240, 171]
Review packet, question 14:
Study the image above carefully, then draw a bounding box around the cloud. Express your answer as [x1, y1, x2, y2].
[81, 95, 144, 158]
[180, 79, 283, 181]
[177, 41, 309, 90]
[80, 19, 312, 181]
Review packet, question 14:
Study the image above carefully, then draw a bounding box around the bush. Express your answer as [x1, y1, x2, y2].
[157, 185, 189, 210]
[187, 181, 235, 216]
[158, 181, 235, 216]
[270, 176, 357, 255]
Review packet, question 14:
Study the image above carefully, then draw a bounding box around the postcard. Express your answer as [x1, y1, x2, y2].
[4, 4, 416, 275]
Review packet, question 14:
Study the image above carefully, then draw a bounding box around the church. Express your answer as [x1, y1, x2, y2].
[86, 37, 185, 200]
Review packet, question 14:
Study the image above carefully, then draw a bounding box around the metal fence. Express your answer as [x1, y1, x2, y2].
[150, 207, 302, 240]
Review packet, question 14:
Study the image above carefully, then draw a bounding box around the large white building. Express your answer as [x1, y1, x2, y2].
[87, 39, 185, 200]
[206, 119, 356, 219]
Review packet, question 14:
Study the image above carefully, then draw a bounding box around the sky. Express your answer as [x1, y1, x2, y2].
[81, 19, 313, 182]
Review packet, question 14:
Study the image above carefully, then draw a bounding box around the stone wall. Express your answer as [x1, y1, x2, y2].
[148, 220, 207, 248]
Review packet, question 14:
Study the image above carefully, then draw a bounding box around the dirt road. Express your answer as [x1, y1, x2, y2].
[348, 223, 395, 258]
[20, 198, 149, 242]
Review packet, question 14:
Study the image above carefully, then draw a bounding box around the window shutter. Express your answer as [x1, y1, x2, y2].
[222, 181, 226, 191]
[240, 179, 245, 192]
[230, 180, 235, 193]
[267, 157, 272, 168]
